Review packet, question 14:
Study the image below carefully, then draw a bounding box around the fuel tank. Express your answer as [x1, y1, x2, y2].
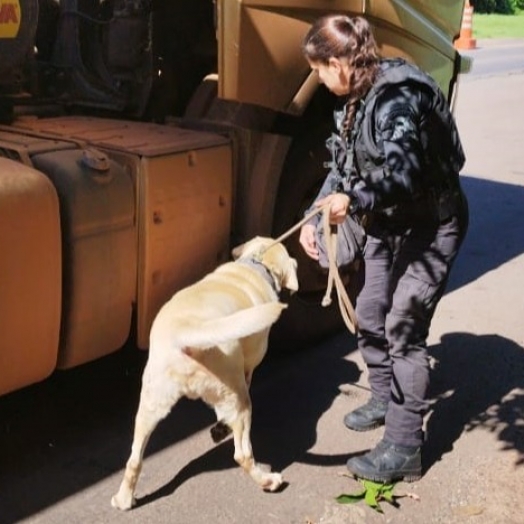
[0, 157, 61, 395]
[31, 147, 137, 368]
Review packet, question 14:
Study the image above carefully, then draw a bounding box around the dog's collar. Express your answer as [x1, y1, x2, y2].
[237, 257, 279, 292]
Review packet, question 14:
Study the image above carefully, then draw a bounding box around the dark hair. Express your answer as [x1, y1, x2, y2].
[302, 15, 380, 136]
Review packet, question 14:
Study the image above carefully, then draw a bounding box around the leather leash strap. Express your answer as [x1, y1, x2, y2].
[319, 207, 359, 334]
[262, 205, 359, 334]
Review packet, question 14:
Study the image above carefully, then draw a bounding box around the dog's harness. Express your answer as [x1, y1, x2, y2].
[255, 205, 359, 334]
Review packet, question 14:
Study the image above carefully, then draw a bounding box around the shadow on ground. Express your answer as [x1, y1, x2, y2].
[446, 174, 524, 292]
[425, 332, 524, 471]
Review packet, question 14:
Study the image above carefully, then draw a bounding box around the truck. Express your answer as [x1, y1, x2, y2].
[0, 0, 469, 397]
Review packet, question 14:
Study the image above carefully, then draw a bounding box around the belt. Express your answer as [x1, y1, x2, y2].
[372, 187, 463, 226]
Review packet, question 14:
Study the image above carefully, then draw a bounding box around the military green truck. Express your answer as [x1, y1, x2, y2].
[0, 0, 468, 397]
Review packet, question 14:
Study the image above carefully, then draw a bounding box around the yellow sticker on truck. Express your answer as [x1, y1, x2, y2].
[0, 1, 21, 39]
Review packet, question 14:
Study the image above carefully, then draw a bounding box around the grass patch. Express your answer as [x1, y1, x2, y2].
[472, 11, 524, 38]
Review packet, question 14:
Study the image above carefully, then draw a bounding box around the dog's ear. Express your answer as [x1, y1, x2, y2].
[231, 242, 245, 260]
[282, 258, 299, 293]
[232, 236, 266, 260]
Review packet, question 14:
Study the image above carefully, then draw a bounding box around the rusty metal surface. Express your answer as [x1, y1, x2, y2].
[10, 116, 230, 157]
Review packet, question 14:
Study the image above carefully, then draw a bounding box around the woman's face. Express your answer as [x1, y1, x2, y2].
[308, 57, 351, 96]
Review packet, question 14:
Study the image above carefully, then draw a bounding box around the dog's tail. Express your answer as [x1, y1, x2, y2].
[172, 302, 287, 350]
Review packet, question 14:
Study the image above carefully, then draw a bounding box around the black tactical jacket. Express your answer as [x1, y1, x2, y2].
[308, 58, 465, 222]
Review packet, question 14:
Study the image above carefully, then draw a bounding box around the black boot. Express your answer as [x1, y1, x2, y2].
[344, 397, 388, 431]
[346, 440, 422, 483]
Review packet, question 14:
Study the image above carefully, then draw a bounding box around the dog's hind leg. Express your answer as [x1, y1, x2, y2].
[111, 372, 181, 510]
[217, 390, 283, 492]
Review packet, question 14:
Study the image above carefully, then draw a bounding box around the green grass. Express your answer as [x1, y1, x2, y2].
[472, 11, 524, 38]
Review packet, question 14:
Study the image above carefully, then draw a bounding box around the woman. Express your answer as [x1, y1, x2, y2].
[299, 15, 468, 482]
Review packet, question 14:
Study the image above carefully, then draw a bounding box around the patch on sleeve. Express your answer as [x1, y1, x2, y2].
[382, 112, 417, 142]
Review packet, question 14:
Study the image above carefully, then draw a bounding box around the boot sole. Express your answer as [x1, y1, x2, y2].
[349, 470, 422, 483]
[343, 418, 385, 432]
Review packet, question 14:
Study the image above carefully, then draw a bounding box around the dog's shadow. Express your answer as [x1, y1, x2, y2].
[135, 439, 237, 508]
[136, 330, 360, 506]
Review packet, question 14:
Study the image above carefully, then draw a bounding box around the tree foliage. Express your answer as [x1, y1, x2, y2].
[472, 0, 524, 14]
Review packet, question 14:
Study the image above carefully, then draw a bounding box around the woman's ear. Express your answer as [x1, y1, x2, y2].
[328, 56, 343, 73]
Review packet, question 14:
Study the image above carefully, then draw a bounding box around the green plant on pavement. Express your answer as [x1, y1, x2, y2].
[336, 479, 400, 513]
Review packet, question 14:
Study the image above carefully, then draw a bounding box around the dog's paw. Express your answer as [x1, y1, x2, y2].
[210, 421, 232, 443]
[111, 492, 135, 511]
[261, 472, 283, 492]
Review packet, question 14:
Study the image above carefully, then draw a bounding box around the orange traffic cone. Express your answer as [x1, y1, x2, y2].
[455, 1, 477, 50]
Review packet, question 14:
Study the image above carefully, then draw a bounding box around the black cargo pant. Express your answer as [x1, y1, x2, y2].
[355, 194, 468, 447]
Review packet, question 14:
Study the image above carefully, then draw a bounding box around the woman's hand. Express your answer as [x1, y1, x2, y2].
[300, 193, 351, 259]
[315, 193, 350, 224]
[299, 224, 319, 260]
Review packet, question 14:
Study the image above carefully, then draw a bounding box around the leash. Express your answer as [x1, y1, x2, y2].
[318, 207, 359, 334]
[261, 204, 359, 334]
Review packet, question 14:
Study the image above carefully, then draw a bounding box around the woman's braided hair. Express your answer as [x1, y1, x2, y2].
[302, 15, 380, 139]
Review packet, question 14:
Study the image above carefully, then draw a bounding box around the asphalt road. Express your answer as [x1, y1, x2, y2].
[1, 39, 523, 524]
[460, 38, 524, 78]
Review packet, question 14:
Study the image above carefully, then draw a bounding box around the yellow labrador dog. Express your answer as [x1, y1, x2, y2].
[111, 237, 298, 510]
